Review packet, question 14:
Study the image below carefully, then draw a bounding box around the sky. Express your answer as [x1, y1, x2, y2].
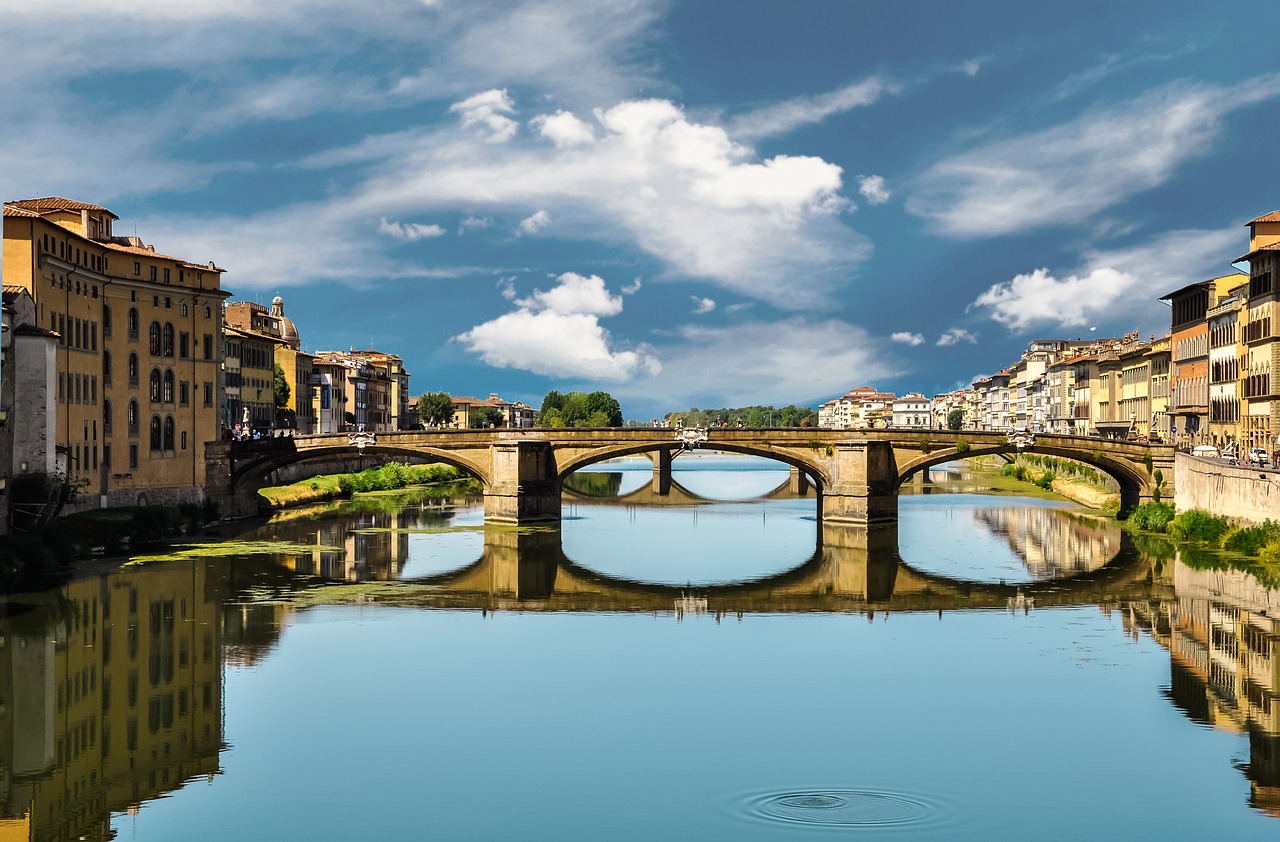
[4, 0, 1279, 419]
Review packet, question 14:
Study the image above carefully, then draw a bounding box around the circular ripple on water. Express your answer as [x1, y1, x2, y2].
[746, 789, 937, 828]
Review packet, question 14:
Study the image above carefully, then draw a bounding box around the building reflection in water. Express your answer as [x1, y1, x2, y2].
[973, 506, 1118, 579]
[1125, 550, 1280, 817]
[0, 560, 233, 842]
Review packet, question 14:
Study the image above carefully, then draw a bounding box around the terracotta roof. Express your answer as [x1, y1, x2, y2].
[1235, 241, 1280, 264]
[1248, 210, 1280, 225]
[7, 197, 118, 218]
[100, 239, 185, 262]
[1, 284, 27, 296]
[2, 204, 42, 218]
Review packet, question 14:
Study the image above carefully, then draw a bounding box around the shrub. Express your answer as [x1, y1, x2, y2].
[1033, 470, 1057, 490]
[1167, 509, 1231, 543]
[1223, 520, 1280, 556]
[1129, 501, 1175, 533]
[955, 438, 970, 455]
[920, 439, 932, 454]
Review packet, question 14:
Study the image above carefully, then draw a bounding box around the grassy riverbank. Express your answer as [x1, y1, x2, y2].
[258, 462, 479, 509]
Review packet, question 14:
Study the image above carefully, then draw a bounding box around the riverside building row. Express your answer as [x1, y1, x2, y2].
[1, 197, 413, 515]
[821, 211, 1280, 453]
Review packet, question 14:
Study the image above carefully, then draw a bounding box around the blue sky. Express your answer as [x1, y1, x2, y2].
[5, 0, 1279, 418]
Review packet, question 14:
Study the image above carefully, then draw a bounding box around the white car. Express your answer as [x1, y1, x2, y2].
[1191, 445, 1220, 458]
[1249, 448, 1271, 467]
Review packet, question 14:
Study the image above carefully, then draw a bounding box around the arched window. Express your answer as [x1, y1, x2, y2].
[162, 323, 174, 357]
[149, 321, 161, 356]
[149, 369, 161, 403]
[163, 416, 175, 451]
[103, 399, 112, 434]
[103, 305, 112, 338]
[128, 307, 139, 339]
[128, 353, 139, 386]
[103, 351, 112, 386]
[149, 416, 161, 451]
[128, 400, 138, 434]
[204, 305, 212, 319]
[180, 302, 188, 317]
[163, 370, 174, 403]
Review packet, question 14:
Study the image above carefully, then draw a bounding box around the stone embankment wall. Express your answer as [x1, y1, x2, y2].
[1174, 452, 1280, 524]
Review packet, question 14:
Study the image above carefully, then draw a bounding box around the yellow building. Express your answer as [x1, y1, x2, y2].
[223, 296, 314, 434]
[1239, 212, 1280, 452]
[2, 198, 229, 508]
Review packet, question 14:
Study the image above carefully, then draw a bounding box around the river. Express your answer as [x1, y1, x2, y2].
[1, 455, 1277, 839]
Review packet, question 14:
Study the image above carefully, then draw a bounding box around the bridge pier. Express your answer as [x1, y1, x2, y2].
[819, 521, 900, 602]
[481, 529, 561, 599]
[652, 447, 672, 496]
[820, 441, 898, 524]
[789, 466, 810, 496]
[483, 441, 561, 523]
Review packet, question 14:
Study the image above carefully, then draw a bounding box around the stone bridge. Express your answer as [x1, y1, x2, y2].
[205, 428, 1175, 523]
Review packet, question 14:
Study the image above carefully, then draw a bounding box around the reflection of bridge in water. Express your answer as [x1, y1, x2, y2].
[306, 523, 1171, 615]
[561, 466, 814, 507]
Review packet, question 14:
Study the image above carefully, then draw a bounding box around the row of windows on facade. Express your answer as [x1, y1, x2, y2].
[223, 340, 273, 369]
[98, 388, 214, 440]
[43, 231, 210, 290]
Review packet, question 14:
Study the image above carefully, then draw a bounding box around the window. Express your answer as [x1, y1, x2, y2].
[128, 307, 139, 339]
[181, 431, 187, 450]
[180, 302, 188, 317]
[149, 417, 161, 451]
[149, 322, 161, 355]
[179, 332, 189, 359]
[149, 370, 161, 403]
[163, 417, 174, 451]
[91, 322, 97, 350]
[104, 400, 112, 435]
[204, 305, 212, 319]
[149, 266, 157, 282]
[162, 323, 173, 357]
[179, 381, 189, 406]
[128, 353, 139, 387]
[128, 401, 138, 434]
[203, 334, 213, 360]
[103, 351, 112, 386]
[163, 371, 174, 403]
[133, 261, 140, 276]
[163, 268, 170, 283]
[203, 382, 213, 408]
[129, 444, 138, 469]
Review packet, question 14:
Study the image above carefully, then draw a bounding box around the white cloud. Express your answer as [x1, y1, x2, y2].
[621, 278, 642, 295]
[937, 328, 977, 346]
[891, 331, 925, 346]
[857, 175, 890, 205]
[352, 96, 866, 308]
[908, 74, 1280, 237]
[533, 110, 596, 147]
[449, 89, 519, 142]
[730, 77, 893, 139]
[516, 272, 622, 316]
[378, 218, 446, 241]
[691, 296, 716, 314]
[518, 210, 551, 234]
[615, 319, 895, 407]
[455, 272, 655, 381]
[460, 216, 492, 233]
[970, 226, 1242, 331]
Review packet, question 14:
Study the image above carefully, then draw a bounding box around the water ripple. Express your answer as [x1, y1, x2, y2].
[736, 788, 961, 830]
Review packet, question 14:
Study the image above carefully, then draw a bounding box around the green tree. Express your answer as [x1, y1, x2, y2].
[540, 407, 566, 427]
[585, 391, 623, 426]
[947, 409, 964, 431]
[273, 364, 291, 408]
[470, 406, 504, 428]
[416, 392, 455, 427]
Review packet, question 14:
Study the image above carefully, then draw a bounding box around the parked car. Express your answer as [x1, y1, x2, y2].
[1248, 448, 1271, 467]
[1191, 445, 1221, 458]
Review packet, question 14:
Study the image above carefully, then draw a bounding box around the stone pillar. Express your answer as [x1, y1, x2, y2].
[819, 520, 900, 602]
[481, 528, 561, 600]
[820, 441, 898, 524]
[788, 465, 810, 495]
[484, 441, 560, 523]
[203, 442, 264, 519]
[652, 447, 672, 496]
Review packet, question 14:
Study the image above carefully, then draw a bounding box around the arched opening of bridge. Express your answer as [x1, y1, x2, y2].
[560, 448, 820, 586]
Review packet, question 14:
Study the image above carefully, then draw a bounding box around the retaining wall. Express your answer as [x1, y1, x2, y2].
[1174, 452, 1280, 524]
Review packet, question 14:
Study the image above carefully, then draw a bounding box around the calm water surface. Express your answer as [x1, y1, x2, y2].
[2, 456, 1278, 840]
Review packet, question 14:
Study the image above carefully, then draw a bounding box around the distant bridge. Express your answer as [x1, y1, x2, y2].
[206, 428, 1175, 524]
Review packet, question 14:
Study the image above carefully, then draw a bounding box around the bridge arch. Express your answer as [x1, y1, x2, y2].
[554, 442, 828, 488]
[229, 444, 491, 494]
[892, 442, 1148, 513]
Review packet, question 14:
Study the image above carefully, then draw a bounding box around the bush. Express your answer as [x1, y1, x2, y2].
[1223, 520, 1280, 556]
[1167, 509, 1231, 543]
[1033, 470, 1056, 490]
[955, 438, 970, 455]
[1129, 501, 1175, 533]
[920, 439, 932, 454]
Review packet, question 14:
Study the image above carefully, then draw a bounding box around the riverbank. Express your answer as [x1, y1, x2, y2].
[257, 462, 479, 509]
